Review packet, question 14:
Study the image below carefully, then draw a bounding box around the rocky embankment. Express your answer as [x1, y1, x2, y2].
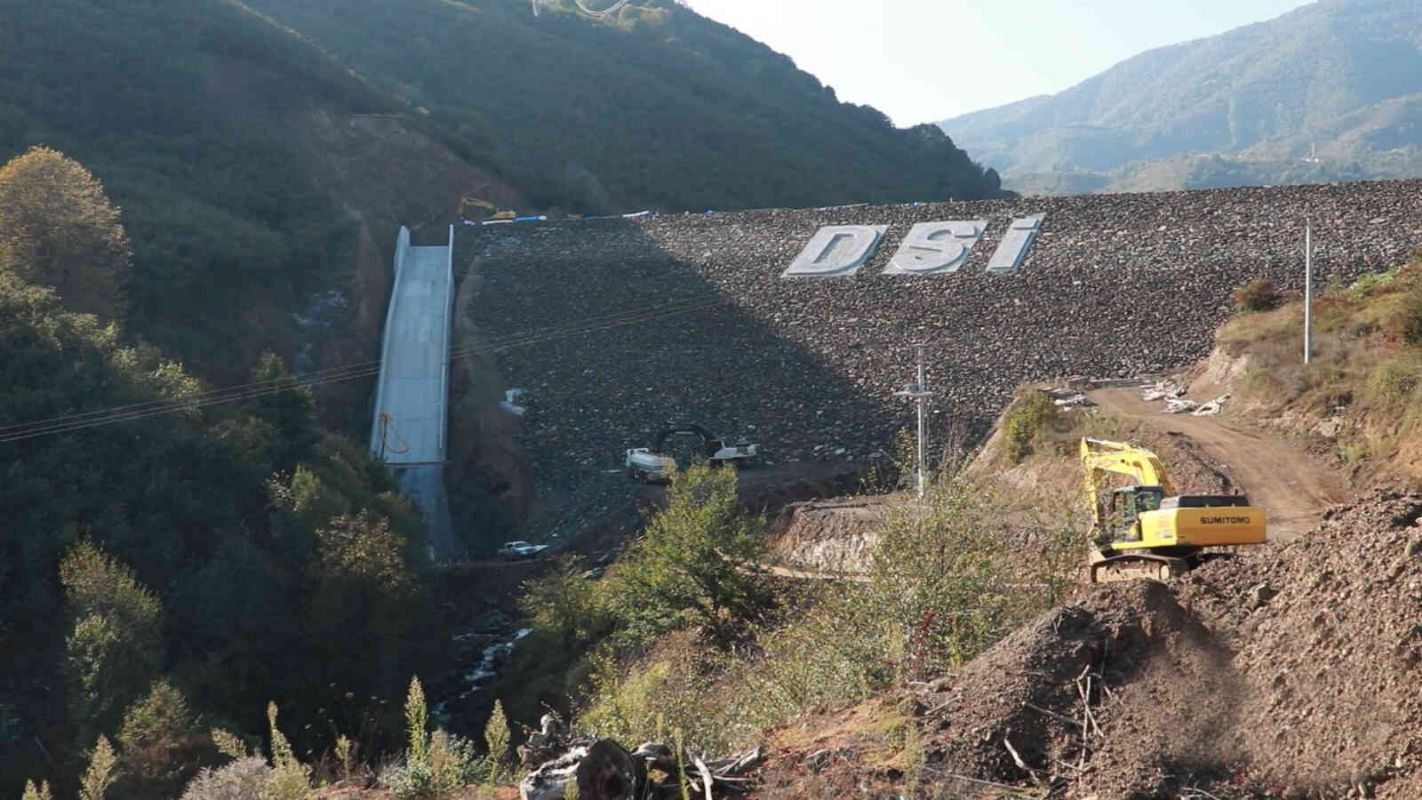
[457, 180, 1422, 495]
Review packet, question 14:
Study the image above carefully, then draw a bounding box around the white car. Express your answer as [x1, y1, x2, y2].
[626, 448, 677, 483]
[497, 540, 549, 561]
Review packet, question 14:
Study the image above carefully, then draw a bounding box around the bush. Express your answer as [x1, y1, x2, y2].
[1001, 390, 1059, 464]
[264, 703, 312, 800]
[382, 677, 484, 799]
[1233, 277, 1282, 313]
[60, 541, 163, 745]
[178, 758, 272, 800]
[1392, 280, 1422, 346]
[604, 465, 771, 649]
[117, 680, 205, 797]
[79, 735, 117, 800]
[574, 474, 1079, 754]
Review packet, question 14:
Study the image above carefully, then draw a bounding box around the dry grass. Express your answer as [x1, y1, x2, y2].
[1217, 262, 1422, 481]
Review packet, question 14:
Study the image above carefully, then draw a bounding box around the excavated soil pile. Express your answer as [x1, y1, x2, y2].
[759, 491, 1422, 799]
[1177, 490, 1422, 797]
[759, 582, 1235, 799]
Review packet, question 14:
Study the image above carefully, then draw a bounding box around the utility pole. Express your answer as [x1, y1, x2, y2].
[894, 342, 934, 499]
[1304, 217, 1313, 365]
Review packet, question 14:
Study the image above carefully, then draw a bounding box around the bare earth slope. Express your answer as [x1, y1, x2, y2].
[1091, 387, 1351, 540]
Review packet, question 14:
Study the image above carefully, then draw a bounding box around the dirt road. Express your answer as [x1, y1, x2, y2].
[1091, 388, 1350, 540]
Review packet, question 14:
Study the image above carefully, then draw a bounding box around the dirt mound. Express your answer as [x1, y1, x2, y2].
[770, 497, 892, 575]
[759, 582, 1235, 799]
[1177, 490, 1422, 794]
[757, 491, 1422, 798]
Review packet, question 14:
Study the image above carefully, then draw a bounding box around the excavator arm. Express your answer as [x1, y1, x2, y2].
[1079, 437, 1176, 511]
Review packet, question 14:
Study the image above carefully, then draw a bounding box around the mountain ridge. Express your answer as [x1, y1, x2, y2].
[940, 0, 1422, 194]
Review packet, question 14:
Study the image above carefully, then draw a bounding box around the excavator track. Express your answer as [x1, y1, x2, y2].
[1089, 552, 1187, 584]
[1087, 548, 1238, 584]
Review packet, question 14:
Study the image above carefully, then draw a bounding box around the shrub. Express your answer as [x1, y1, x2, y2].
[1391, 280, 1422, 346]
[605, 465, 770, 649]
[483, 700, 511, 785]
[1001, 390, 1059, 464]
[79, 735, 118, 800]
[519, 557, 613, 651]
[383, 676, 484, 798]
[178, 757, 272, 800]
[60, 541, 162, 745]
[264, 703, 312, 800]
[117, 680, 205, 797]
[574, 474, 1079, 754]
[1233, 277, 1282, 312]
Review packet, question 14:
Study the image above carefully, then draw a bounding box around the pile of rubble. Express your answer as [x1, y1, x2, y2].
[1141, 379, 1230, 416]
[458, 180, 1422, 492]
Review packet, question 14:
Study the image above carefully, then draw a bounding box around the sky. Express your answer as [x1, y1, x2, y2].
[684, 0, 1314, 126]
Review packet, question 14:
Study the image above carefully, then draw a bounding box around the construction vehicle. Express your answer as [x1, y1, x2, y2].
[626, 425, 760, 483]
[1080, 438, 1267, 583]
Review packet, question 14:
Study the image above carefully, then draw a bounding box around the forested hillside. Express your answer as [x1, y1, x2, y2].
[940, 0, 1422, 194]
[241, 0, 1005, 211]
[0, 148, 444, 798]
[0, 0, 409, 377]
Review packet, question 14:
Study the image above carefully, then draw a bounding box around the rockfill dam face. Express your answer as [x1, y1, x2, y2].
[457, 180, 1422, 493]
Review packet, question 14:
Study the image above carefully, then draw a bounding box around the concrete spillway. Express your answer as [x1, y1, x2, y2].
[370, 226, 458, 558]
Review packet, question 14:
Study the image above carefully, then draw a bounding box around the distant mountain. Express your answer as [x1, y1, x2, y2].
[242, 0, 1005, 211]
[939, 0, 1422, 195]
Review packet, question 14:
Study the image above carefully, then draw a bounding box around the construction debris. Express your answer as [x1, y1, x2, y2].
[1041, 387, 1093, 408]
[1190, 394, 1229, 416]
[1163, 398, 1198, 414]
[520, 739, 763, 800]
[1141, 380, 1185, 403]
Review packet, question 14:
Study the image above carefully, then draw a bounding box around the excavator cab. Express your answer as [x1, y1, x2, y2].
[1100, 485, 1165, 543]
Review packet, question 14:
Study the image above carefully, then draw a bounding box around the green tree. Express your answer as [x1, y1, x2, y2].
[0, 147, 130, 319]
[306, 511, 424, 696]
[78, 735, 117, 800]
[60, 541, 162, 746]
[248, 352, 320, 473]
[117, 680, 204, 798]
[607, 465, 769, 649]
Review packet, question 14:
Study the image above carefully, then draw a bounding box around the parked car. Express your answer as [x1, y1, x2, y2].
[497, 540, 550, 561]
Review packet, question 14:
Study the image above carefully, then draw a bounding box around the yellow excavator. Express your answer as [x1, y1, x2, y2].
[1081, 438, 1267, 583]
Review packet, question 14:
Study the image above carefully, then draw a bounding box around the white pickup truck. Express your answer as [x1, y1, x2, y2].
[625, 425, 760, 483]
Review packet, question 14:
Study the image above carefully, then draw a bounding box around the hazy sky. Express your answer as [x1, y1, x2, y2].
[685, 0, 1314, 125]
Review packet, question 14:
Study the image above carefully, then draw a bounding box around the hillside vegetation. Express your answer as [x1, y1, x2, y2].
[941, 0, 1422, 194]
[241, 0, 1006, 211]
[0, 149, 445, 799]
[0, 0, 404, 378]
[1216, 250, 1422, 483]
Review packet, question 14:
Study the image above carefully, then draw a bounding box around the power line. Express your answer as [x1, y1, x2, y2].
[1, 296, 717, 444]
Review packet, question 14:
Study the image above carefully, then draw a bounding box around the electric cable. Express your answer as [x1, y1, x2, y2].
[1, 294, 721, 444]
